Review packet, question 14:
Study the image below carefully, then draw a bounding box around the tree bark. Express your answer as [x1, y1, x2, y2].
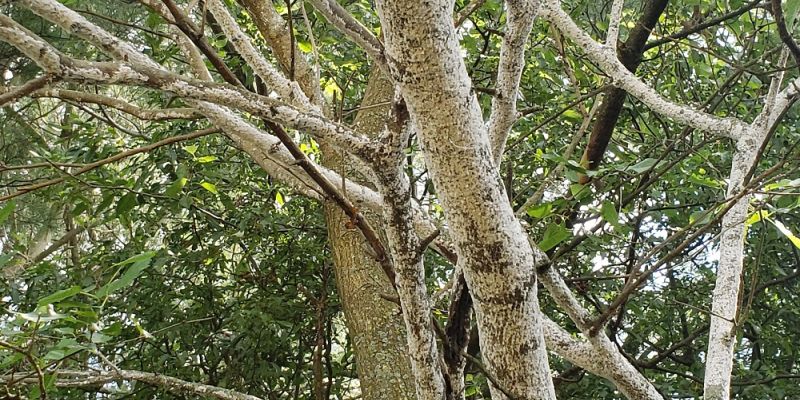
[322, 69, 416, 400]
[375, 1, 555, 399]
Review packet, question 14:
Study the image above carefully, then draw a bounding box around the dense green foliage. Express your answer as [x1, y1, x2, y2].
[2, 0, 800, 399]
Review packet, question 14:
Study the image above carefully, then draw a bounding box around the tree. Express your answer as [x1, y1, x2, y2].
[1, 0, 800, 399]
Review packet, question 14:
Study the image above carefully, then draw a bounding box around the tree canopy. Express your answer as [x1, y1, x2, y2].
[1, 0, 800, 399]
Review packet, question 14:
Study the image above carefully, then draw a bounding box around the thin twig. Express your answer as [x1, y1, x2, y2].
[0, 339, 47, 399]
[771, 0, 800, 70]
[0, 127, 218, 202]
[0, 75, 57, 106]
[264, 121, 397, 286]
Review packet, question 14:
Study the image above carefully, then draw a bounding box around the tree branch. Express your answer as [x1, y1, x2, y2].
[307, 0, 387, 69]
[770, 0, 800, 70]
[644, 0, 762, 50]
[0, 74, 57, 106]
[0, 370, 263, 400]
[0, 127, 219, 202]
[488, 0, 538, 165]
[18, 88, 203, 120]
[265, 121, 397, 285]
[206, 0, 315, 112]
[540, 2, 747, 139]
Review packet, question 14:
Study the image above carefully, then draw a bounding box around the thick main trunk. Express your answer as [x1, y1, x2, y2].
[375, 1, 555, 399]
[322, 70, 416, 400]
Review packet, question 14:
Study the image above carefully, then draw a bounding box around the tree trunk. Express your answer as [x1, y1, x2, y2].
[375, 1, 555, 399]
[322, 69, 416, 399]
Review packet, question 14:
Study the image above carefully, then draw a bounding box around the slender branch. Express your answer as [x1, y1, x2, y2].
[488, 0, 538, 164]
[770, 0, 800, 69]
[0, 370, 263, 400]
[540, 2, 747, 139]
[265, 121, 397, 285]
[307, 0, 386, 68]
[19, 88, 203, 120]
[644, 0, 763, 50]
[455, 0, 487, 28]
[206, 0, 315, 111]
[506, 84, 608, 152]
[0, 74, 57, 106]
[0, 340, 47, 399]
[0, 127, 218, 202]
[158, 0, 242, 85]
[606, 0, 624, 49]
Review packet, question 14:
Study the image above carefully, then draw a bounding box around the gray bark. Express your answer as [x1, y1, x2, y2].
[374, 1, 555, 399]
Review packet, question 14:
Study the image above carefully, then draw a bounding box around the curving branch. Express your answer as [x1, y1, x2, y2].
[540, 2, 747, 140]
[0, 74, 57, 106]
[205, 0, 316, 112]
[18, 88, 203, 120]
[237, 0, 324, 105]
[644, 0, 763, 50]
[307, 0, 387, 69]
[0, 17, 377, 160]
[771, 0, 800, 69]
[0, 127, 219, 202]
[0, 369, 263, 400]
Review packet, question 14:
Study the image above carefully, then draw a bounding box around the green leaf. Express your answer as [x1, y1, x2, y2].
[196, 155, 218, 163]
[539, 223, 571, 251]
[97, 252, 156, 297]
[770, 219, 800, 249]
[527, 203, 553, 219]
[43, 339, 84, 360]
[787, 0, 800, 28]
[0, 200, 15, 224]
[116, 193, 138, 216]
[570, 183, 590, 200]
[166, 177, 188, 197]
[0, 253, 12, 269]
[90, 333, 113, 343]
[200, 181, 218, 195]
[297, 41, 313, 53]
[689, 210, 713, 225]
[183, 144, 198, 155]
[37, 286, 82, 306]
[627, 158, 659, 174]
[600, 200, 620, 228]
[113, 251, 157, 267]
[562, 109, 582, 121]
[745, 210, 770, 226]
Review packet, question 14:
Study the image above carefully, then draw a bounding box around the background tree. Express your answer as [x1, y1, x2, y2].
[1, 0, 800, 399]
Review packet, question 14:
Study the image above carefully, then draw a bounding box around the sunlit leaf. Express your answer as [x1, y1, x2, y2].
[770, 219, 800, 249]
[200, 181, 219, 195]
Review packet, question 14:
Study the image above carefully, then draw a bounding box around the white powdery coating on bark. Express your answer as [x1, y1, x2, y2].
[307, 0, 386, 67]
[488, 0, 537, 164]
[541, 3, 745, 139]
[605, 0, 624, 48]
[378, 164, 447, 400]
[376, 1, 555, 399]
[30, 88, 201, 120]
[704, 124, 763, 400]
[540, 267, 663, 400]
[206, 0, 317, 113]
[20, 0, 161, 70]
[0, 18, 63, 73]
